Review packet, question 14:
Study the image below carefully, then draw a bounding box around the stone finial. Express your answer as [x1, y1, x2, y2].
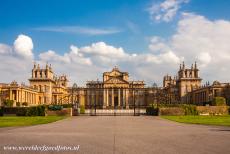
[46, 62, 49, 69]
[33, 62, 36, 69]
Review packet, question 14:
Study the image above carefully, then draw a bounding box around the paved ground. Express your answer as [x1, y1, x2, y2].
[0, 116, 230, 154]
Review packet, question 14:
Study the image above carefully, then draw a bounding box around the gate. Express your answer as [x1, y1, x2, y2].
[62, 86, 159, 116]
[84, 87, 148, 116]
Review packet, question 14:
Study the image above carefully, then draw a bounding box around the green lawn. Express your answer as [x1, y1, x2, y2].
[0, 116, 67, 127]
[161, 115, 230, 126]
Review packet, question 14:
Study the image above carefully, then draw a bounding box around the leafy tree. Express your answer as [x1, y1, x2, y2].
[212, 97, 226, 106]
[3, 100, 14, 107]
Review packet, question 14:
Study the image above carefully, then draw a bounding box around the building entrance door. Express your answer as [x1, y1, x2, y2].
[114, 96, 118, 107]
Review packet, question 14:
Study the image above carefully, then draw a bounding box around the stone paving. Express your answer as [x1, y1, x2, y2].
[0, 116, 230, 154]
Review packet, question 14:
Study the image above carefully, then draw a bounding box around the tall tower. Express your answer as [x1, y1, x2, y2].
[177, 61, 202, 102]
[29, 63, 55, 104]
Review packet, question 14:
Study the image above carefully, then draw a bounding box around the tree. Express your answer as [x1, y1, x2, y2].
[3, 100, 14, 107]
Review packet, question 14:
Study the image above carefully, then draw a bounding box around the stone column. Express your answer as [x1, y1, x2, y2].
[16, 90, 19, 102]
[126, 89, 129, 109]
[103, 89, 106, 108]
[87, 90, 90, 107]
[112, 88, 114, 107]
[118, 89, 121, 107]
[9, 90, 12, 100]
[106, 89, 109, 107]
[123, 89, 125, 108]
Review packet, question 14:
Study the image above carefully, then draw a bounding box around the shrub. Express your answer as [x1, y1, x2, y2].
[182, 105, 198, 115]
[0, 107, 3, 116]
[22, 102, 28, 106]
[212, 97, 226, 106]
[16, 102, 20, 107]
[80, 105, 85, 114]
[3, 100, 14, 107]
[48, 105, 63, 111]
[26, 107, 38, 116]
[146, 106, 159, 116]
[37, 105, 46, 116]
[16, 107, 27, 116]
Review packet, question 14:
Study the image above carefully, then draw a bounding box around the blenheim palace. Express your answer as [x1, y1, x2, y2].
[0, 62, 230, 108]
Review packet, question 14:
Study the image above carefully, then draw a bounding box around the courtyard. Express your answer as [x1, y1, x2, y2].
[0, 116, 230, 154]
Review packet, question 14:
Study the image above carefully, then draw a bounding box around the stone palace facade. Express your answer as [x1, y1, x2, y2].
[0, 62, 229, 107]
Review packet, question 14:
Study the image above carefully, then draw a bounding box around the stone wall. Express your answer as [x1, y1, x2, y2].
[159, 107, 185, 116]
[46, 108, 72, 116]
[197, 106, 229, 115]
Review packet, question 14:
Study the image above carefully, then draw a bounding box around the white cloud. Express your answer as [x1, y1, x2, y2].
[0, 35, 34, 83]
[80, 42, 127, 58]
[149, 12, 230, 82]
[148, 0, 189, 22]
[1, 13, 230, 86]
[34, 26, 122, 35]
[197, 52, 211, 66]
[0, 44, 12, 54]
[13, 34, 33, 58]
[0, 35, 182, 86]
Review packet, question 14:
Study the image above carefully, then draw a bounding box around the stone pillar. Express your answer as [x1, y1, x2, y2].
[9, 90, 12, 100]
[87, 90, 90, 107]
[118, 89, 121, 107]
[112, 88, 114, 107]
[16, 90, 19, 102]
[106, 89, 109, 107]
[123, 89, 125, 108]
[103, 89, 106, 108]
[126, 89, 129, 109]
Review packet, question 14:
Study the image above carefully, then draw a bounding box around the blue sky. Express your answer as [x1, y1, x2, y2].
[0, 0, 230, 86]
[0, 0, 228, 55]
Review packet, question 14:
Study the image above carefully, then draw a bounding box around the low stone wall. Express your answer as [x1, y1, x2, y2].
[159, 107, 185, 116]
[46, 108, 72, 116]
[197, 106, 229, 115]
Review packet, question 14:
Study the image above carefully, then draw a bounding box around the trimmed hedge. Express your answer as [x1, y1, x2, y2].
[211, 97, 226, 106]
[0, 107, 3, 116]
[1, 106, 46, 116]
[48, 105, 63, 111]
[16, 108, 27, 116]
[146, 106, 159, 115]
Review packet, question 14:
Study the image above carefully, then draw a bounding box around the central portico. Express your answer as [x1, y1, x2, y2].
[86, 66, 145, 109]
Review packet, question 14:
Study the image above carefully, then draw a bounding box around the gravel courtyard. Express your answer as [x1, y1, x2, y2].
[0, 116, 230, 154]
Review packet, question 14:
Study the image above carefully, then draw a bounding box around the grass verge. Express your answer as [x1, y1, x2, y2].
[161, 115, 230, 126]
[0, 116, 67, 127]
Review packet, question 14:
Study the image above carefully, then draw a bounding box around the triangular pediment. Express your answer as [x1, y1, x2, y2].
[104, 77, 129, 84]
[109, 70, 122, 77]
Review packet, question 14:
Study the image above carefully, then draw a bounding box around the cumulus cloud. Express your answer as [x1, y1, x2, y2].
[13, 34, 33, 58]
[0, 34, 34, 83]
[0, 44, 12, 54]
[149, 12, 230, 82]
[39, 46, 92, 65]
[148, 0, 189, 22]
[1, 13, 230, 86]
